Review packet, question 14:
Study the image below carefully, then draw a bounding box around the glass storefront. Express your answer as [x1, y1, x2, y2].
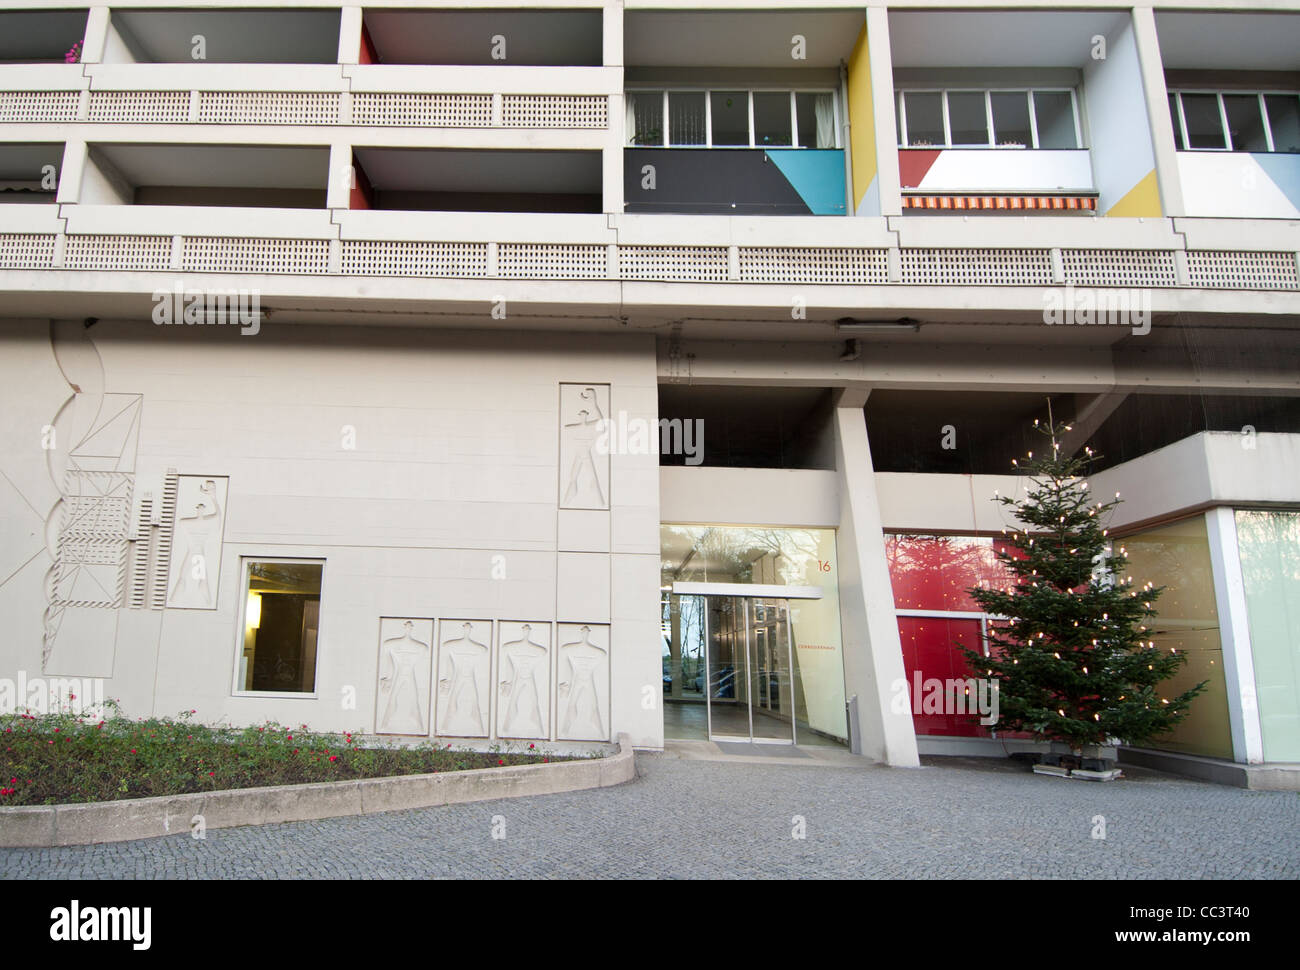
[1234, 510, 1300, 762]
[885, 534, 1017, 737]
[1122, 515, 1233, 759]
[660, 524, 847, 744]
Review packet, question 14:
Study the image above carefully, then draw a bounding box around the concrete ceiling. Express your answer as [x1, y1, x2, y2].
[354, 148, 600, 194]
[112, 10, 339, 64]
[626, 10, 863, 69]
[1155, 12, 1300, 71]
[889, 10, 1129, 70]
[94, 144, 329, 188]
[364, 9, 601, 66]
[0, 143, 64, 180]
[0, 10, 87, 62]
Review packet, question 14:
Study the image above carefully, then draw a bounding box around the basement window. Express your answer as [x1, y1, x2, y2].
[236, 560, 323, 696]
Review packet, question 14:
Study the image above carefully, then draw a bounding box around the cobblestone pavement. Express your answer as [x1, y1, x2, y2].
[3, 753, 1297, 879]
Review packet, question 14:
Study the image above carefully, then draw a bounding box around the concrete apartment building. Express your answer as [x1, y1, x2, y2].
[0, 1, 1297, 785]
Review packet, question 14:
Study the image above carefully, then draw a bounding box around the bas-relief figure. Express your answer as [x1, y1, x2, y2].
[166, 476, 228, 610]
[376, 618, 432, 736]
[558, 623, 610, 741]
[559, 383, 610, 510]
[437, 620, 492, 737]
[497, 622, 550, 740]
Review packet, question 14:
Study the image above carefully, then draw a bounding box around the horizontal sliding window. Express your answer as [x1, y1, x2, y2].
[897, 89, 1081, 150]
[626, 89, 838, 149]
[1169, 90, 1300, 153]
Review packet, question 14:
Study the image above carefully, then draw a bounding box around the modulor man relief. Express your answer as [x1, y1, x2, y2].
[165, 476, 229, 610]
[375, 618, 433, 736]
[557, 623, 610, 741]
[437, 619, 492, 737]
[497, 621, 551, 740]
[559, 383, 610, 510]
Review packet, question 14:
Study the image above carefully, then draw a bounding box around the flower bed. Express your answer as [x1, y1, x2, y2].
[1, 702, 580, 806]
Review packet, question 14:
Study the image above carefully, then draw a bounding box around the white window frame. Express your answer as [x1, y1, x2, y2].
[1169, 89, 1300, 153]
[232, 556, 326, 699]
[896, 87, 1083, 150]
[626, 87, 840, 149]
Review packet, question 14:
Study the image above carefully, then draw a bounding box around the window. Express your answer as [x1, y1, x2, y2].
[626, 89, 838, 148]
[1168, 90, 1300, 153]
[236, 559, 323, 695]
[897, 89, 1081, 149]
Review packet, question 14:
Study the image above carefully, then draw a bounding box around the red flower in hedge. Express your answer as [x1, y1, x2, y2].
[130, 748, 137, 754]
[498, 759, 504, 765]
[329, 755, 338, 762]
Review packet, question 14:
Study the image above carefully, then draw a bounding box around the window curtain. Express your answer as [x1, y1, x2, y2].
[625, 92, 638, 146]
[814, 94, 835, 148]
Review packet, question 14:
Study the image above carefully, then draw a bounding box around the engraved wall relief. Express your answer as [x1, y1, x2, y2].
[496, 621, 551, 740]
[165, 476, 229, 609]
[559, 383, 610, 510]
[557, 622, 610, 741]
[436, 619, 493, 738]
[42, 321, 142, 673]
[375, 618, 433, 736]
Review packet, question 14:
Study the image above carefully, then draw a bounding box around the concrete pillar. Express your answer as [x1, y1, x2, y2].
[832, 387, 919, 766]
[1130, 6, 1186, 217]
[866, 6, 901, 217]
[337, 7, 363, 65]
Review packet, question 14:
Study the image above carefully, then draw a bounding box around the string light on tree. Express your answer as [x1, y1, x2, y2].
[959, 414, 1206, 756]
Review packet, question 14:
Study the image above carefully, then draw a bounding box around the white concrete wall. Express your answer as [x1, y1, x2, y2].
[0, 320, 663, 748]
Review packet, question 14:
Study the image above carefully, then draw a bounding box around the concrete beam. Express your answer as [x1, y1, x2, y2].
[1060, 391, 1128, 456]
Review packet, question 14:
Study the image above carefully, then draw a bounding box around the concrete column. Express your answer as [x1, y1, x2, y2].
[866, 6, 901, 217]
[337, 7, 363, 65]
[81, 8, 111, 64]
[1205, 507, 1264, 764]
[325, 142, 354, 211]
[832, 387, 919, 766]
[1130, 6, 1185, 217]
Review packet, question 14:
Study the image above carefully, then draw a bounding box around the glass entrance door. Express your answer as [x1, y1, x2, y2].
[704, 595, 795, 744]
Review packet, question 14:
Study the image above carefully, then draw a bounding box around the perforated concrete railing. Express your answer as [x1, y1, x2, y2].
[901, 248, 1054, 286]
[0, 91, 79, 123]
[501, 94, 608, 128]
[197, 92, 342, 126]
[740, 247, 890, 284]
[351, 92, 492, 127]
[0, 234, 58, 269]
[1186, 250, 1300, 290]
[181, 237, 331, 275]
[5, 236, 1299, 289]
[340, 240, 490, 277]
[64, 235, 172, 272]
[1061, 248, 1179, 287]
[0, 90, 610, 128]
[88, 91, 189, 124]
[619, 245, 731, 282]
[498, 243, 609, 279]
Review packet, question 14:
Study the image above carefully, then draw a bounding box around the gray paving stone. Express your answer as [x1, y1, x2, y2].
[1, 755, 1296, 879]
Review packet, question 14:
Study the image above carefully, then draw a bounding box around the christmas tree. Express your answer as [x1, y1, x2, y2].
[961, 419, 1205, 752]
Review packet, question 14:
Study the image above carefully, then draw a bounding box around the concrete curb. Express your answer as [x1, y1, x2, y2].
[0, 734, 635, 848]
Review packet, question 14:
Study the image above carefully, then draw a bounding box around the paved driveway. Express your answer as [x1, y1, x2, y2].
[3, 750, 1297, 879]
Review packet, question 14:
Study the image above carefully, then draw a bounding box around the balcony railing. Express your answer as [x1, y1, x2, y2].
[0, 89, 610, 128]
[1, 227, 1295, 291]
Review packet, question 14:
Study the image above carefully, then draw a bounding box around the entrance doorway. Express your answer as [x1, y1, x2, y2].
[663, 583, 820, 744]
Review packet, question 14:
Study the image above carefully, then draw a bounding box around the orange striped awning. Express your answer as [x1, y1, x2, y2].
[902, 195, 1097, 211]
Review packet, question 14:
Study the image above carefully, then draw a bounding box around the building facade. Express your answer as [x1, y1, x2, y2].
[0, 1, 1297, 778]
